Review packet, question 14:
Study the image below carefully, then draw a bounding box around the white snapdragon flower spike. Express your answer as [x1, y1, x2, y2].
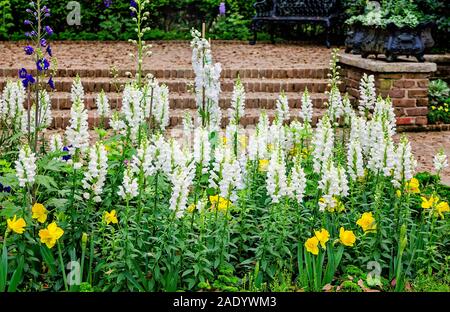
[219, 153, 244, 203]
[21, 90, 52, 133]
[373, 97, 396, 137]
[169, 162, 195, 218]
[326, 86, 343, 123]
[82, 143, 108, 202]
[152, 84, 170, 131]
[286, 120, 304, 153]
[193, 127, 211, 174]
[433, 150, 448, 173]
[15, 144, 37, 187]
[275, 93, 290, 124]
[392, 137, 416, 188]
[367, 119, 396, 176]
[131, 137, 156, 178]
[318, 159, 340, 212]
[337, 165, 349, 197]
[153, 135, 172, 175]
[342, 95, 353, 120]
[349, 114, 369, 156]
[1, 80, 25, 129]
[359, 73, 376, 116]
[347, 138, 364, 180]
[118, 165, 139, 200]
[209, 141, 226, 189]
[191, 29, 222, 131]
[312, 115, 334, 174]
[49, 134, 63, 153]
[288, 157, 307, 204]
[96, 90, 110, 118]
[256, 112, 270, 160]
[168, 138, 188, 172]
[122, 84, 144, 142]
[300, 88, 313, 124]
[266, 146, 288, 204]
[182, 112, 194, 150]
[247, 133, 258, 161]
[71, 76, 85, 105]
[110, 111, 126, 134]
[229, 78, 246, 123]
[65, 97, 90, 155]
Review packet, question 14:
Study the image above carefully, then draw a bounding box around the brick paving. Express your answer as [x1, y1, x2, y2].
[396, 132, 450, 186]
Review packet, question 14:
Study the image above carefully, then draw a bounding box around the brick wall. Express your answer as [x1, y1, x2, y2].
[340, 64, 431, 127]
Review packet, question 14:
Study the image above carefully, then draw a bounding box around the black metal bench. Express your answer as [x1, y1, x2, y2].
[250, 0, 340, 47]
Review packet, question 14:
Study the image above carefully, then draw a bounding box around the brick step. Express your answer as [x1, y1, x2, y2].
[50, 91, 331, 110]
[0, 77, 331, 94]
[51, 108, 327, 130]
[0, 66, 330, 79]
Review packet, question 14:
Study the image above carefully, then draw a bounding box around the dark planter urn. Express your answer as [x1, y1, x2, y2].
[345, 22, 435, 62]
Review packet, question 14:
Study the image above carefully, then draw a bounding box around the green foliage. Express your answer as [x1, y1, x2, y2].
[0, 0, 14, 39]
[411, 266, 450, 292]
[346, 0, 428, 28]
[428, 80, 450, 124]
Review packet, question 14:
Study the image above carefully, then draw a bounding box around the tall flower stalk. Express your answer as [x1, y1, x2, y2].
[21, 0, 55, 152]
[129, 0, 152, 87]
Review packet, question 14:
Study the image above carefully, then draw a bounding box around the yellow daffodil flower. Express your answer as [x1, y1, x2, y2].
[32, 203, 48, 223]
[339, 227, 356, 247]
[258, 159, 269, 172]
[210, 195, 232, 212]
[7, 215, 26, 234]
[104, 210, 118, 225]
[421, 195, 439, 209]
[356, 212, 377, 232]
[187, 203, 196, 213]
[305, 236, 319, 255]
[39, 222, 64, 249]
[405, 178, 420, 194]
[314, 229, 330, 249]
[436, 202, 449, 219]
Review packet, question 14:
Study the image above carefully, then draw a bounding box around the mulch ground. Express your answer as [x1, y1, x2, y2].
[0, 41, 333, 69]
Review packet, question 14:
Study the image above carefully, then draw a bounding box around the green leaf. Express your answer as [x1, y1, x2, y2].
[7, 256, 24, 292]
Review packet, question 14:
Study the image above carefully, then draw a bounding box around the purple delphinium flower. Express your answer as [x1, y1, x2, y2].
[3, 186, 11, 193]
[40, 38, 47, 47]
[46, 44, 52, 57]
[219, 2, 226, 16]
[130, 0, 137, 16]
[37, 58, 50, 71]
[24, 19, 32, 25]
[22, 74, 35, 88]
[104, 0, 113, 8]
[19, 68, 28, 79]
[62, 146, 72, 161]
[44, 26, 54, 36]
[24, 45, 34, 55]
[48, 76, 55, 89]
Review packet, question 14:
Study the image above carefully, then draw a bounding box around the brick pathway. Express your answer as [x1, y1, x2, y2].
[396, 132, 450, 186]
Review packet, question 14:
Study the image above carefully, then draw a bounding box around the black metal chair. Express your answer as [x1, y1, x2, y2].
[250, 0, 340, 47]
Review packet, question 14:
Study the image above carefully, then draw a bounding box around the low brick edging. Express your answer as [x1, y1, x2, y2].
[338, 53, 437, 127]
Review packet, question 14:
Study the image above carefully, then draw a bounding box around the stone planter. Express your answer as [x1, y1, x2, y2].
[345, 22, 434, 63]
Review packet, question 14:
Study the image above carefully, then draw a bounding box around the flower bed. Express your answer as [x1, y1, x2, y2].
[0, 1, 449, 293]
